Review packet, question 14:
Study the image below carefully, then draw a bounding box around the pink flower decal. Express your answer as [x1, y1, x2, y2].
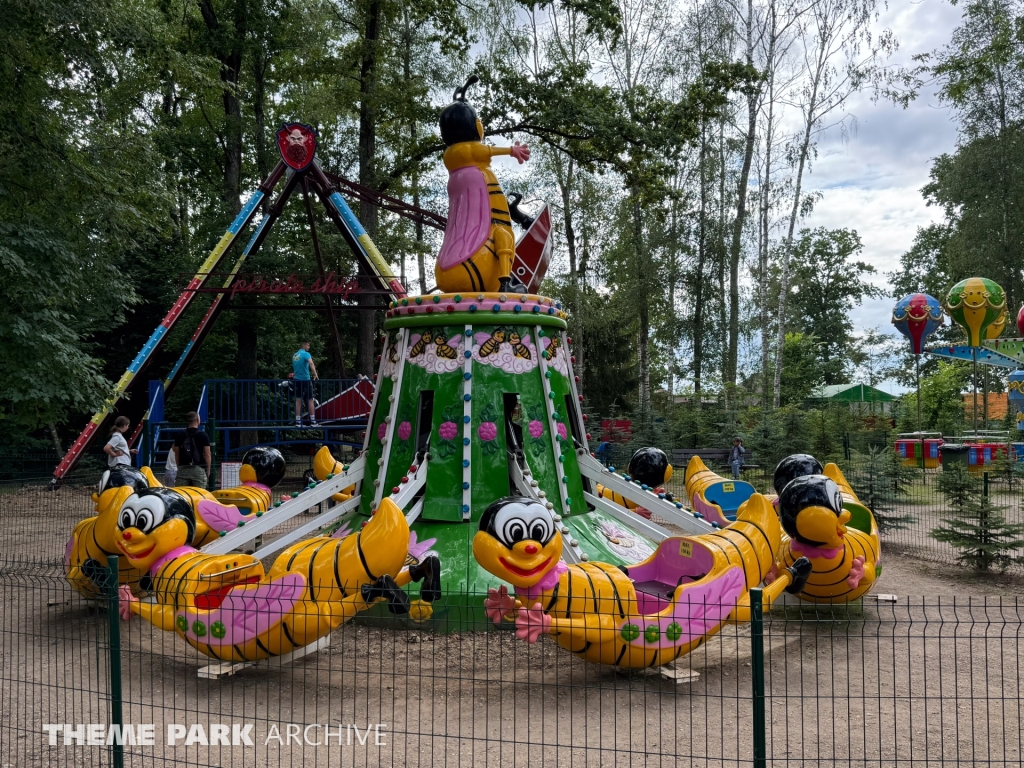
[435, 406, 461, 459]
[330, 521, 354, 539]
[407, 531, 438, 562]
[397, 421, 412, 441]
[377, 422, 388, 440]
[524, 404, 549, 456]
[478, 422, 497, 441]
[556, 423, 567, 441]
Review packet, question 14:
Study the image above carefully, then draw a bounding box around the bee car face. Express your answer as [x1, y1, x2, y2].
[92, 467, 149, 517]
[779, 475, 852, 550]
[238, 447, 286, 487]
[115, 489, 194, 571]
[473, 498, 561, 589]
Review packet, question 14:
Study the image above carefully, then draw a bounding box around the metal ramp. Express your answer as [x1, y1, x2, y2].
[201, 456, 366, 558]
[200, 453, 432, 560]
[576, 451, 717, 536]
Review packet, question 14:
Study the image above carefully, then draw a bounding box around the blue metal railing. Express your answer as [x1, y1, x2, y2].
[205, 379, 371, 426]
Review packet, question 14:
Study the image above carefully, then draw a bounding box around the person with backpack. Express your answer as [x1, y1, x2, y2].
[173, 411, 212, 489]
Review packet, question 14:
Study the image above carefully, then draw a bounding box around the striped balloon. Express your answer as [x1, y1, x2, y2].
[892, 293, 943, 355]
[945, 277, 1006, 347]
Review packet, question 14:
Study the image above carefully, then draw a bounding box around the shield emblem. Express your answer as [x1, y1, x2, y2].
[276, 123, 318, 171]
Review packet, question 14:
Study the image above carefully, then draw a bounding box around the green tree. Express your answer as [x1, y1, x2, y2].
[912, 361, 970, 434]
[786, 227, 883, 385]
[0, 0, 169, 432]
[850, 446, 917, 534]
[931, 463, 1024, 571]
[778, 332, 826, 406]
[898, 0, 1024, 310]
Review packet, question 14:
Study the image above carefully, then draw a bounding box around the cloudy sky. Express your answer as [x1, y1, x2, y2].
[798, 0, 963, 392]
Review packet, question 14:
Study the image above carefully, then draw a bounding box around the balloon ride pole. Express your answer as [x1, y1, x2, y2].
[973, 346, 979, 436]
[916, 354, 921, 432]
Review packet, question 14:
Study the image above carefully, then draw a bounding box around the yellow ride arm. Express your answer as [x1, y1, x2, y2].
[546, 613, 619, 646]
[729, 558, 812, 624]
[131, 601, 178, 633]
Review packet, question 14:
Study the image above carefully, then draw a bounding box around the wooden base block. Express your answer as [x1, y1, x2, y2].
[198, 634, 331, 679]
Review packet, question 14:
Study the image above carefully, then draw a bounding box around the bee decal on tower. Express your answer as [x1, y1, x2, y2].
[432, 331, 459, 360]
[478, 328, 507, 358]
[408, 330, 434, 360]
[507, 331, 531, 360]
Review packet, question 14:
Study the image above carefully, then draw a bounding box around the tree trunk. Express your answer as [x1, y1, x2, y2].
[717, 120, 727, 397]
[634, 196, 650, 412]
[693, 122, 709, 407]
[253, 55, 271, 210]
[401, 9, 427, 295]
[772, 117, 812, 407]
[48, 423, 64, 458]
[236, 321, 259, 448]
[357, 0, 382, 376]
[197, 0, 246, 215]
[559, 156, 578, 278]
[758, 177, 770, 403]
[727, 0, 758, 396]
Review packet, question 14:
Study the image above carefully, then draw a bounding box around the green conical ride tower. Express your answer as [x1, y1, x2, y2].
[352, 291, 684, 628]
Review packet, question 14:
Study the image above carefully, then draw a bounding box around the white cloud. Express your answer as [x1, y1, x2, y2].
[800, 0, 963, 330]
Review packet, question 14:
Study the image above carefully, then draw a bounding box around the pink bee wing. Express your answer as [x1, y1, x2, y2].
[437, 166, 491, 270]
[197, 499, 254, 533]
[663, 566, 746, 645]
[186, 573, 306, 646]
[692, 494, 731, 528]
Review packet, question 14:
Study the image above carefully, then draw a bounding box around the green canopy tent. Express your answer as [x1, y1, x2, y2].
[808, 383, 896, 414]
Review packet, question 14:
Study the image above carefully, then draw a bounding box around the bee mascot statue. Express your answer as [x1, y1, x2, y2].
[435, 75, 532, 294]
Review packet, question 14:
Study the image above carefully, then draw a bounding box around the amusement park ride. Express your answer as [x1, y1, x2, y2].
[63, 77, 886, 678]
[892, 279, 1024, 471]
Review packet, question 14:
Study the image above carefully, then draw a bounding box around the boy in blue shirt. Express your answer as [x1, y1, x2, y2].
[292, 341, 319, 427]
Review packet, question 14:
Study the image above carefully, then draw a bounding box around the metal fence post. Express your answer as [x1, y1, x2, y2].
[106, 556, 125, 768]
[142, 418, 151, 468]
[750, 587, 767, 768]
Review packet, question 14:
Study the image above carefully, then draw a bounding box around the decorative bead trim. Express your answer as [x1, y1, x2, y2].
[534, 327, 573, 519]
[385, 293, 567, 322]
[462, 324, 474, 520]
[372, 328, 408, 509]
[560, 331, 590, 452]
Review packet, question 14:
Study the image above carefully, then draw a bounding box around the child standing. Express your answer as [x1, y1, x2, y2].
[104, 416, 136, 468]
